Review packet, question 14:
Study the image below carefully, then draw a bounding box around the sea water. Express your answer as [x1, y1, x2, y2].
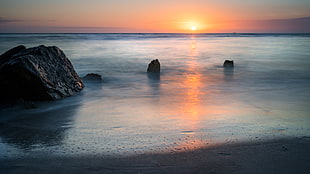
[0, 33, 310, 158]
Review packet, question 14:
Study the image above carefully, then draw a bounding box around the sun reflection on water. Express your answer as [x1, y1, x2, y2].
[169, 38, 208, 150]
[181, 67, 203, 119]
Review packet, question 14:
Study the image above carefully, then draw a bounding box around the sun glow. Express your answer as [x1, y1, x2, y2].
[191, 26, 197, 31]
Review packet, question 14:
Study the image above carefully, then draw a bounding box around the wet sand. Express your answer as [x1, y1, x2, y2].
[1, 137, 309, 174]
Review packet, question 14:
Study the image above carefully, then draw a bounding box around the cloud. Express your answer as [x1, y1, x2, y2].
[46, 26, 132, 33]
[1, 17, 309, 33]
[0, 18, 57, 24]
[0, 25, 133, 33]
[0, 18, 24, 23]
[0, 17, 131, 32]
[261, 17, 310, 32]
[225, 17, 310, 33]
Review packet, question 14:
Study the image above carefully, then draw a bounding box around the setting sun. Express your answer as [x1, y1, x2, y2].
[191, 26, 197, 31]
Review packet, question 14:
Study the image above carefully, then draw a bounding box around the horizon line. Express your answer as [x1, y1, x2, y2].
[1, 32, 310, 34]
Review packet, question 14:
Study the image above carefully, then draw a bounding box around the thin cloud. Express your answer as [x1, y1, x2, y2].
[224, 17, 310, 33]
[0, 18, 57, 24]
[0, 18, 24, 23]
[50, 26, 131, 32]
[255, 17, 310, 33]
[0, 25, 133, 33]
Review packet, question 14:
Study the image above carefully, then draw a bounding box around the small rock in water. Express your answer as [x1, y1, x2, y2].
[223, 60, 234, 68]
[83, 73, 102, 81]
[147, 59, 160, 73]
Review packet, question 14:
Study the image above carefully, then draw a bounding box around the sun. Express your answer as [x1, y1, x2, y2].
[191, 26, 197, 31]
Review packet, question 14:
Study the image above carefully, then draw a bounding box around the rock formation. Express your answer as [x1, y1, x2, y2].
[83, 73, 102, 81]
[0, 45, 84, 101]
[147, 59, 160, 73]
[223, 60, 234, 68]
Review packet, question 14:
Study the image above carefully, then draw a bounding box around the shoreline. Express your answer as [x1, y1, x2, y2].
[2, 137, 310, 174]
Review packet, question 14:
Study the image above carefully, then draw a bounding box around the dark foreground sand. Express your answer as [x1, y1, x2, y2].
[1, 137, 310, 174]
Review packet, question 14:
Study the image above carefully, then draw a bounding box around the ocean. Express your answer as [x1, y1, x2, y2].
[0, 33, 310, 158]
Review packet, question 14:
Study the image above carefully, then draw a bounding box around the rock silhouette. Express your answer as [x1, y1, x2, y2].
[0, 45, 84, 101]
[83, 73, 102, 81]
[223, 60, 234, 68]
[147, 59, 160, 73]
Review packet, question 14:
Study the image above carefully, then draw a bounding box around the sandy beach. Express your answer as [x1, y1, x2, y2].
[2, 137, 309, 174]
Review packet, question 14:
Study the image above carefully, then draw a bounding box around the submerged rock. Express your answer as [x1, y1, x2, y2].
[83, 73, 102, 81]
[147, 59, 160, 73]
[0, 45, 84, 101]
[223, 60, 234, 68]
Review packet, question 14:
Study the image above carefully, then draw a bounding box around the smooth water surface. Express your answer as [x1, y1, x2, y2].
[0, 33, 310, 158]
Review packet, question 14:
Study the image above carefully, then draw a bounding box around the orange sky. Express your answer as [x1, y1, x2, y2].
[0, 0, 310, 33]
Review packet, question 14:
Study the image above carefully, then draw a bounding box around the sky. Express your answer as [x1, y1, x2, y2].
[0, 0, 310, 33]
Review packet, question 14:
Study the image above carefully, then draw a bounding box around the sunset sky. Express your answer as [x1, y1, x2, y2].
[0, 0, 310, 33]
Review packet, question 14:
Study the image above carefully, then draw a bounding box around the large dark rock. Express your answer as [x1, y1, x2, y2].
[0, 45, 26, 66]
[147, 59, 160, 73]
[0, 45, 84, 101]
[223, 60, 234, 68]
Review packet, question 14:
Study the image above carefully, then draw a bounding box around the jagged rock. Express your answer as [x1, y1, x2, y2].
[83, 73, 102, 81]
[0, 45, 84, 101]
[223, 60, 234, 68]
[147, 59, 160, 73]
[0, 45, 26, 65]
